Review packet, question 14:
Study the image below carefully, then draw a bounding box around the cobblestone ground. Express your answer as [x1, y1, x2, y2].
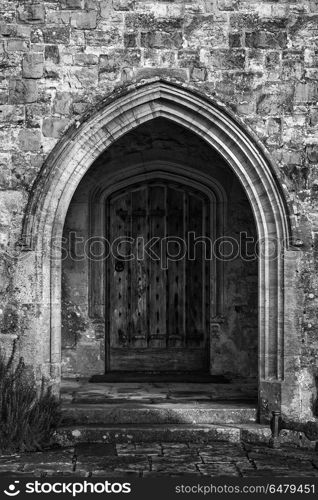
[1, 442, 318, 477]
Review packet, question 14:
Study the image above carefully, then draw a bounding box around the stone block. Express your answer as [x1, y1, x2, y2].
[124, 33, 137, 48]
[309, 108, 318, 127]
[0, 105, 25, 124]
[0, 153, 12, 189]
[125, 13, 155, 30]
[229, 33, 241, 48]
[99, 54, 121, 73]
[140, 31, 183, 50]
[218, 0, 237, 10]
[18, 129, 42, 152]
[10, 151, 44, 187]
[190, 67, 207, 81]
[245, 31, 287, 50]
[71, 11, 97, 29]
[230, 13, 259, 30]
[113, 0, 135, 10]
[0, 23, 16, 37]
[210, 49, 245, 70]
[85, 29, 121, 46]
[135, 67, 188, 82]
[265, 51, 281, 71]
[185, 20, 228, 49]
[18, 4, 45, 24]
[74, 53, 98, 65]
[73, 102, 87, 115]
[99, 49, 140, 73]
[61, 0, 84, 8]
[45, 45, 60, 64]
[257, 94, 289, 116]
[9, 79, 38, 104]
[85, 0, 99, 9]
[53, 93, 72, 115]
[295, 82, 318, 103]
[74, 67, 99, 87]
[42, 118, 70, 138]
[100, 0, 113, 18]
[43, 27, 70, 44]
[46, 10, 70, 25]
[306, 145, 318, 163]
[305, 68, 318, 80]
[6, 40, 29, 52]
[22, 53, 44, 79]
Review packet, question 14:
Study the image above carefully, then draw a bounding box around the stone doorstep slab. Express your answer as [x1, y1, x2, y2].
[53, 423, 271, 447]
[60, 380, 258, 403]
[61, 404, 257, 425]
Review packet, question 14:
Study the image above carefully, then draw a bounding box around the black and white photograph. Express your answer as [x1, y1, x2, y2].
[0, 0, 318, 498]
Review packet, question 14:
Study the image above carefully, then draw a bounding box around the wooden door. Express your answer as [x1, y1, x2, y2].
[106, 180, 211, 372]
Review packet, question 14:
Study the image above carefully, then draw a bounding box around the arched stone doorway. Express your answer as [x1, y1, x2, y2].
[21, 79, 292, 422]
[61, 119, 258, 384]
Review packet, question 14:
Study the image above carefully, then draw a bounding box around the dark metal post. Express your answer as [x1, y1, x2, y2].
[269, 410, 281, 448]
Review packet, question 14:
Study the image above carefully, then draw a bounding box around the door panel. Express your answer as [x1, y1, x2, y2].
[187, 194, 206, 347]
[149, 185, 166, 348]
[167, 187, 185, 348]
[107, 180, 212, 372]
[109, 192, 130, 349]
[130, 188, 148, 348]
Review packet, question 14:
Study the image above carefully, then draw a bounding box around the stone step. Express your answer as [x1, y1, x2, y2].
[54, 423, 271, 447]
[61, 402, 257, 426]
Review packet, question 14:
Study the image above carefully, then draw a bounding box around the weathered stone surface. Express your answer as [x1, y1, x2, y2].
[42, 26, 70, 44]
[307, 145, 318, 163]
[6, 40, 29, 52]
[71, 11, 97, 29]
[295, 82, 318, 102]
[5, 439, 318, 477]
[74, 53, 98, 66]
[74, 67, 99, 87]
[18, 129, 41, 152]
[245, 31, 287, 49]
[53, 93, 72, 115]
[44, 45, 60, 64]
[18, 4, 45, 24]
[61, 0, 84, 8]
[9, 78, 37, 105]
[141, 31, 183, 50]
[42, 118, 70, 138]
[257, 93, 291, 115]
[0, 105, 25, 123]
[209, 49, 245, 69]
[22, 53, 44, 79]
[218, 0, 237, 11]
[85, 28, 121, 46]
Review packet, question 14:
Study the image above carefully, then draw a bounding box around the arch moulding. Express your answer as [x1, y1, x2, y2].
[20, 79, 296, 422]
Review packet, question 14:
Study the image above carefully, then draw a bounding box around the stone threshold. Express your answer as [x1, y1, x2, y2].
[61, 402, 257, 425]
[53, 423, 271, 447]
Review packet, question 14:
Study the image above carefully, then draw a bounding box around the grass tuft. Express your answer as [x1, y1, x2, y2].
[0, 341, 61, 454]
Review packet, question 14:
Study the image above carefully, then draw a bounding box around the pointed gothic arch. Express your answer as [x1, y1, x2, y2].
[20, 79, 295, 421]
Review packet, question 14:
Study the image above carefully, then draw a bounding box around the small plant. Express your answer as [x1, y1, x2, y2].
[0, 342, 61, 454]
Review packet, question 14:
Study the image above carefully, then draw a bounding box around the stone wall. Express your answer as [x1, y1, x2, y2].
[0, 0, 317, 419]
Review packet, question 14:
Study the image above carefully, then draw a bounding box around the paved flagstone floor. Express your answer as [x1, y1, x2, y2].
[1, 442, 318, 477]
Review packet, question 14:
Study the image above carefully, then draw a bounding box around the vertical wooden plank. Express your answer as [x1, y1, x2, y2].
[130, 186, 148, 348]
[149, 185, 167, 348]
[186, 193, 205, 347]
[108, 192, 131, 355]
[167, 186, 185, 347]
